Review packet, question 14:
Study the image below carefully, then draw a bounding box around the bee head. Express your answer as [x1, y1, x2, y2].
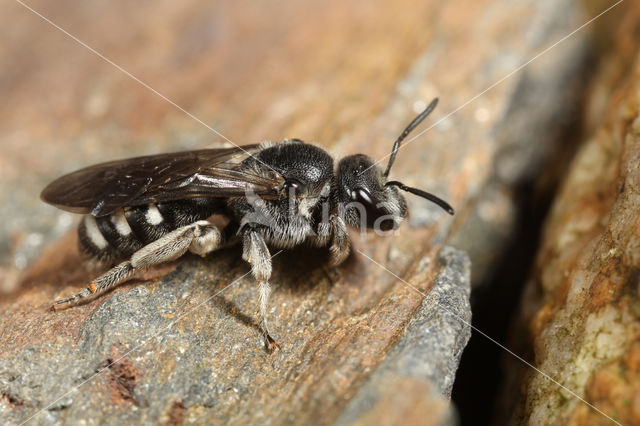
[336, 154, 406, 231]
[336, 98, 454, 232]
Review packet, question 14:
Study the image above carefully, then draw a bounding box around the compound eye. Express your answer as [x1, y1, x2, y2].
[352, 187, 397, 231]
[354, 188, 374, 207]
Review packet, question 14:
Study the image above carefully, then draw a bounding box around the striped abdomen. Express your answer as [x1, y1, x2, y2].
[78, 198, 224, 265]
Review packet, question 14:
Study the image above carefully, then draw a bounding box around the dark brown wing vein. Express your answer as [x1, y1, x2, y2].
[41, 145, 284, 217]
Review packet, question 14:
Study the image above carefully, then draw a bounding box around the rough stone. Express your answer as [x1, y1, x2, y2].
[500, 5, 640, 423]
[338, 247, 470, 425]
[0, 245, 470, 425]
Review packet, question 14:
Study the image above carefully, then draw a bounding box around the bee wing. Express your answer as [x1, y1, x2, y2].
[41, 145, 284, 217]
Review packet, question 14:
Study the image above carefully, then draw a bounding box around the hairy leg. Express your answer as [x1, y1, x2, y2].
[51, 220, 222, 311]
[242, 229, 280, 352]
[329, 214, 351, 266]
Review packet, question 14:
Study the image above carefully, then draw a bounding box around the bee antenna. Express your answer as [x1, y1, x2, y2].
[385, 180, 454, 215]
[383, 98, 439, 178]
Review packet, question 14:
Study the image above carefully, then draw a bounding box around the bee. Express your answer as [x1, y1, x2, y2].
[42, 98, 454, 352]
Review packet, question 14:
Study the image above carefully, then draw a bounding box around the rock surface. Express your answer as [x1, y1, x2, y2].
[500, 4, 640, 424]
[0, 242, 469, 425]
[0, 0, 619, 424]
[338, 248, 470, 425]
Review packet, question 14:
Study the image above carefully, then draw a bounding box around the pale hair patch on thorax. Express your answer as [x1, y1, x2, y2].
[258, 139, 303, 150]
[258, 140, 278, 150]
[297, 198, 315, 219]
[320, 182, 331, 198]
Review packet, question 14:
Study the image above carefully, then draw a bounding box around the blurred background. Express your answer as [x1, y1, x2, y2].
[2, 0, 640, 424]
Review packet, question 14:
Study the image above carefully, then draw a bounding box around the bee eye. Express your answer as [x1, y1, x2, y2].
[349, 187, 397, 231]
[355, 188, 374, 206]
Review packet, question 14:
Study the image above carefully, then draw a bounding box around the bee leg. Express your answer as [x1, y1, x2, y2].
[51, 220, 222, 311]
[329, 214, 351, 267]
[188, 222, 223, 257]
[242, 229, 280, 353]
[50, 261, 134, 311]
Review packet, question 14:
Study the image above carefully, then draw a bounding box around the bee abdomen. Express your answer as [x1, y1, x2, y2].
[78, 214, 121, 265]
[78, 198, 225, 265]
